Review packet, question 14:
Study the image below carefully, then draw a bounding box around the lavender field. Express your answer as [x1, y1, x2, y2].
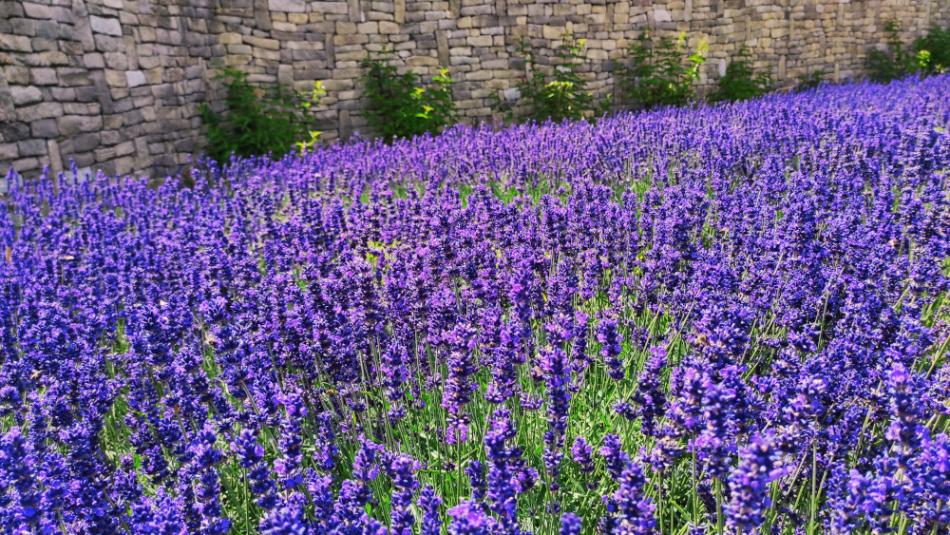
[1, 75, 949, 534]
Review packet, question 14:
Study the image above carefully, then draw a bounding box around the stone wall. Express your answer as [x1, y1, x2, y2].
[2, 0, 949, 179]
[1, 0, 218, 180]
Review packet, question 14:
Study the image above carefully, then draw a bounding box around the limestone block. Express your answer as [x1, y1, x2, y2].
[9, 85, 43, 106]
[219, 32, 243, 45]
[245, 36, 280, 50]
[0, 34, 32, 52]
[17, 139, 46, 157]
[379, 21, 399, 34]
[0, 143, 18, 161]
[269, 0, 307, 13]
[30, 119, 59, 139]
[18, 101, 63, 121]
[90, 16, 123, 37]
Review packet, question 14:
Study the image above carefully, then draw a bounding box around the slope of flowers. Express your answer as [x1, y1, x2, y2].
[1, 75, 949, 534]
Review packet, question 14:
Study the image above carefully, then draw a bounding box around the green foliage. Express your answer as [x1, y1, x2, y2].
[795, 70, 825, 92]
[514, 35, 607, 123]
[199, 67, 325, 164]
[360, 51, 457, 143]
[867, 21, 950, 82]
[616, 32, 707, 110]
[866, 20, 916, 83]
[708, 46, 771, 103]
[912, 25, 950, 75]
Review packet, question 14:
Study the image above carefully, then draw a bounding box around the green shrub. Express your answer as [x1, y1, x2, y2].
[199, 67, 325, 164]
[867, 21, 950, 82]
[708, 46, 771, 103]
[912, 25, 950, 75]
[795, 70, 825, 92]
[513, 35, 607, 123]
[360, 51, 456, 143]
[616, 32, 707, 110]
[866, 20, 916, 83]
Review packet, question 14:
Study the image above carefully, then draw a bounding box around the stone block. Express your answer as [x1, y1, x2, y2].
[334, 34, 368, 46]
[542, 25, 564, 40]
[468, 35, 492, 47]
[9, 85, 43, 106]
[245, 36, 280, 50]
[219, 32, 243, 45]
[31, 119, 58, 138]
[0, 34, 32, 52]
[59, 116, 103, 137]
[0, 143, 17, 160]
[379, 21, 399, 34]
[58, 68, 92, 86]
[104, 52, 128, 70]
[90, 16, 122, 37]
[72, 133, 100, 152]
[9, 157, 40, 173]
[0, 122, 30, 143]
[83, 52, 105, 69]
[270, 0, 306, 12]
[104, 69, 127, 88]
[36, 21, 67, 40]
[18, 101, 63, 121]
[17, 139, 46, 157]
[46, 139, 62, 173]
[50, 87, 76, 101]
[357, 22, 378, 34]
[22, 3, 53, 20]
[126, 70, 147, 87]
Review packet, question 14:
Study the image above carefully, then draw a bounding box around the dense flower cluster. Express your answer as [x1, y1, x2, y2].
[1, 75, 948, 533]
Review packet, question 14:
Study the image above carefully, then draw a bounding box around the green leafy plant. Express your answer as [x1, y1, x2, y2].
[199, 68, 325, 163]
[795, 70, 825, 92]
[708, 46, 771, 103]
[616, 32, 707, 110]
[866, 20, 916, 83]
[360, 51, 456, 143]
[514, 35, 607, 123]
[912, 25, 950, 75]
[867, 21, 950, 82]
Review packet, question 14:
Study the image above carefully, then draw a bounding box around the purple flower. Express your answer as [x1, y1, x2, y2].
[418, 484, 443, 535]
[388, 454, 422, 535]
[560, 512, 582, 535]
[466, 460, 487, 502]
[599, 434, 630, 480]
[484, 407, 535, 533]
[725, 431, 790, 531]
[628, 345, 667, 437]
[571, 436, 594, 474]
[443, 324, 478, 444]
[541, 342, 571, 487]
[232, 428, 277, 510]
[448, 500, 499, 535]
[604, 460, 655, 534]
[259, 502, 311, 535]
[596, 311, 625, 381]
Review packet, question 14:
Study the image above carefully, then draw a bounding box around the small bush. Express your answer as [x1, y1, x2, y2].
[513, 35, 607, 123]
[912, 25, 950, 75]
[867, 21, 950, 82]
[708, 46, 771, 103]
[616, 32, 707, 110]
[199, 68, 325, 164]
[360, 51, 456, 143]
[866, 20, 916, 83]
[795, 70, 825, 92]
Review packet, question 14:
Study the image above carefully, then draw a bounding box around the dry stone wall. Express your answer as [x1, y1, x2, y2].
[2, 0, 949, 180]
